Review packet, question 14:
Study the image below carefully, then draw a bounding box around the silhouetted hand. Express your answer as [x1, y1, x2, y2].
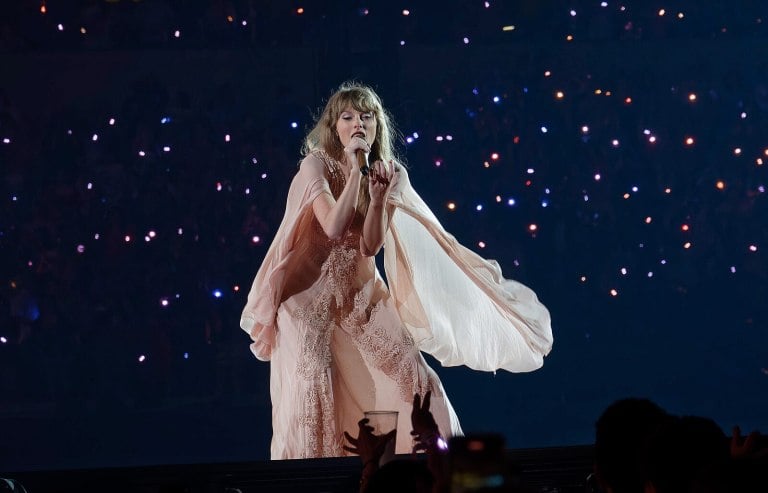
[411, 391, 441, 453]
[344, 418, 397, 466]
[731, 426, 768, 460]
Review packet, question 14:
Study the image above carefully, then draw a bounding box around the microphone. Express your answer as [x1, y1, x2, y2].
[356, 149, 369, 176]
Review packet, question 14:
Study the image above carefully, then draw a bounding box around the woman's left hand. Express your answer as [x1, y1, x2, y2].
[368, 159, 399, 206]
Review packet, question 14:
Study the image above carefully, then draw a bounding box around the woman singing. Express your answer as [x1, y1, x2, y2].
[240, 82, 553, 459]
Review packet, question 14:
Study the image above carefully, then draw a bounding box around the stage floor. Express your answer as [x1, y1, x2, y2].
[4, 445, 593, 492]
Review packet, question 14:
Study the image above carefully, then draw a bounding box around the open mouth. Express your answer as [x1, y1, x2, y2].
[352, 132, 365, 139]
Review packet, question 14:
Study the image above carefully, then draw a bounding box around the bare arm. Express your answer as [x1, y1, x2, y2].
[312, 162, 362, 240]
[311, 139, 369, 240]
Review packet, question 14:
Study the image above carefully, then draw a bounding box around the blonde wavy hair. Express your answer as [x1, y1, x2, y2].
[302, 82, 402, 215]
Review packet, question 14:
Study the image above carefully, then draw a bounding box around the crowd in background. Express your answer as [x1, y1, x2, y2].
[343, 393, 768, 493]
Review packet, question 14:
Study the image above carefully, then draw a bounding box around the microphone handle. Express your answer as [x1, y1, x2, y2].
[356, 150, 369, 176]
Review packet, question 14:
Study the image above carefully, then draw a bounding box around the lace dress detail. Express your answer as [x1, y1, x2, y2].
[340, 292, 435, 402]
[265, 149, 462, 459]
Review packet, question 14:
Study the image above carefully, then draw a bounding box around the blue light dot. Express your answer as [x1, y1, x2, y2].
[213, 289, 223, 298]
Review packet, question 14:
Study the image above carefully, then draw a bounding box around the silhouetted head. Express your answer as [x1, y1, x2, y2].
[594, 398, 671, 493]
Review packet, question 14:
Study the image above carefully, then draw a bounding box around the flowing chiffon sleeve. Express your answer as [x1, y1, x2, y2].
[239, 154, 331, 361]
[383, 167, 553, 373]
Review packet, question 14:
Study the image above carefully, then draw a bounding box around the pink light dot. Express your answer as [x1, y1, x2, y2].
[528, 224, 538, 232]
[610, 289, 618, 297]
[478, 241, 486, 248]
[252, 236, 261, 244]
[124, 235, 131, 242]
[138, 355, 146, 363]
[749, 245, 758, 252]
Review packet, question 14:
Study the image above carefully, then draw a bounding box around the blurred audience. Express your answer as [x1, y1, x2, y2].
[345, 394, 766, 493]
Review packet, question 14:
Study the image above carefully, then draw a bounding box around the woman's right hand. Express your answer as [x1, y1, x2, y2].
[343, 136, 371, 173]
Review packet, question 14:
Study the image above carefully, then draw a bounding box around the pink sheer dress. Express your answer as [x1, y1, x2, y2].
[241, 149, 553, 459]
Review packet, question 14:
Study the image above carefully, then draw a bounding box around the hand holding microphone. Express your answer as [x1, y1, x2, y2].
[356, 149, 370, 176]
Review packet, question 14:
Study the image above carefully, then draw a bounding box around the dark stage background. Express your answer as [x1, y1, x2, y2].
[1, 0, 767, 472]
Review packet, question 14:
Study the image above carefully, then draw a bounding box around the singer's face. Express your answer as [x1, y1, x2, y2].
[336, 107, 376, 149]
